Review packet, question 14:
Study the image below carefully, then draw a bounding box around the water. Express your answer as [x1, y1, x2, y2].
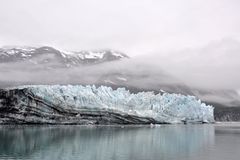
[0, 124, 240, 160]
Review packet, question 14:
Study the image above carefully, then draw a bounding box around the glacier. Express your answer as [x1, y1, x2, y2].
[0, 85, 214, 124]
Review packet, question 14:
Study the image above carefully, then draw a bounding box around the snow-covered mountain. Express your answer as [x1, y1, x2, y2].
[0, 46, 128, 67]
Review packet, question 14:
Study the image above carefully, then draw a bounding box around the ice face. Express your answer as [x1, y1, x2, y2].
[16, 85, 214, 124]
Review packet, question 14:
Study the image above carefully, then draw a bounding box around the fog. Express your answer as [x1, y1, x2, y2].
[0, 39, 240, 92]
[0, 56, 181, 89]
[145, 38, 240, 90]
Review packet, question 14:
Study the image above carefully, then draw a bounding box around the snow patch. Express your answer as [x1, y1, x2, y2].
[84, 51, 105, 59]
[117, 77, 127, 81]
[104, 80, 116, 84]
[112, 52, 124, 58]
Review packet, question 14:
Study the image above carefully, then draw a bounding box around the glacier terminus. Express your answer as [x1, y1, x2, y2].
[0, 85, 214, 124]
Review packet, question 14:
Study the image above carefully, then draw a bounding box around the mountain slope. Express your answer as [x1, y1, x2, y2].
[0, 46, 128, 67]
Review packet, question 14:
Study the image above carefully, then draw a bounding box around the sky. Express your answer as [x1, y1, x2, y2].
[0, 0, 240, 56]
[0, 0, 240, 91]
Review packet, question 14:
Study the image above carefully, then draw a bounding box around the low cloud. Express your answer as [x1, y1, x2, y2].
[0, 39, 240, 93]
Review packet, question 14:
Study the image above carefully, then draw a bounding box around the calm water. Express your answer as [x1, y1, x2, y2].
[0, 124, 240, 160]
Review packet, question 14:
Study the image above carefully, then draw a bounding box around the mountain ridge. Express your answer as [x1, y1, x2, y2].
[0, 46, 129, 67]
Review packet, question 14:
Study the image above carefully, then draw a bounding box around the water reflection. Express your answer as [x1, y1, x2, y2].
[0, 125, 215, 160]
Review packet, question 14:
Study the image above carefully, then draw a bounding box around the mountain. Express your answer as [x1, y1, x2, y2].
[0, 46, 192, 96]
[0, 46, 128, 67]
[96, 72, 195, 95]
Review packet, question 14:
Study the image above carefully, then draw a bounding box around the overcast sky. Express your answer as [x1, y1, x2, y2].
[1, 0, 240, 91]
[0, 0, 240, 56]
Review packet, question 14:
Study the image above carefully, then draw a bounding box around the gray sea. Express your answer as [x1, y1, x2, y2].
[0, 123, 240, 160]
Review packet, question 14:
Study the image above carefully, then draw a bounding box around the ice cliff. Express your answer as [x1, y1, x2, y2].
[0, 85, 214, 124]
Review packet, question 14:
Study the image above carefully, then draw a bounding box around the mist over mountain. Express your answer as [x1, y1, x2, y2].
[0, 42, 240, 108]
[0, 46, 128, 66]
